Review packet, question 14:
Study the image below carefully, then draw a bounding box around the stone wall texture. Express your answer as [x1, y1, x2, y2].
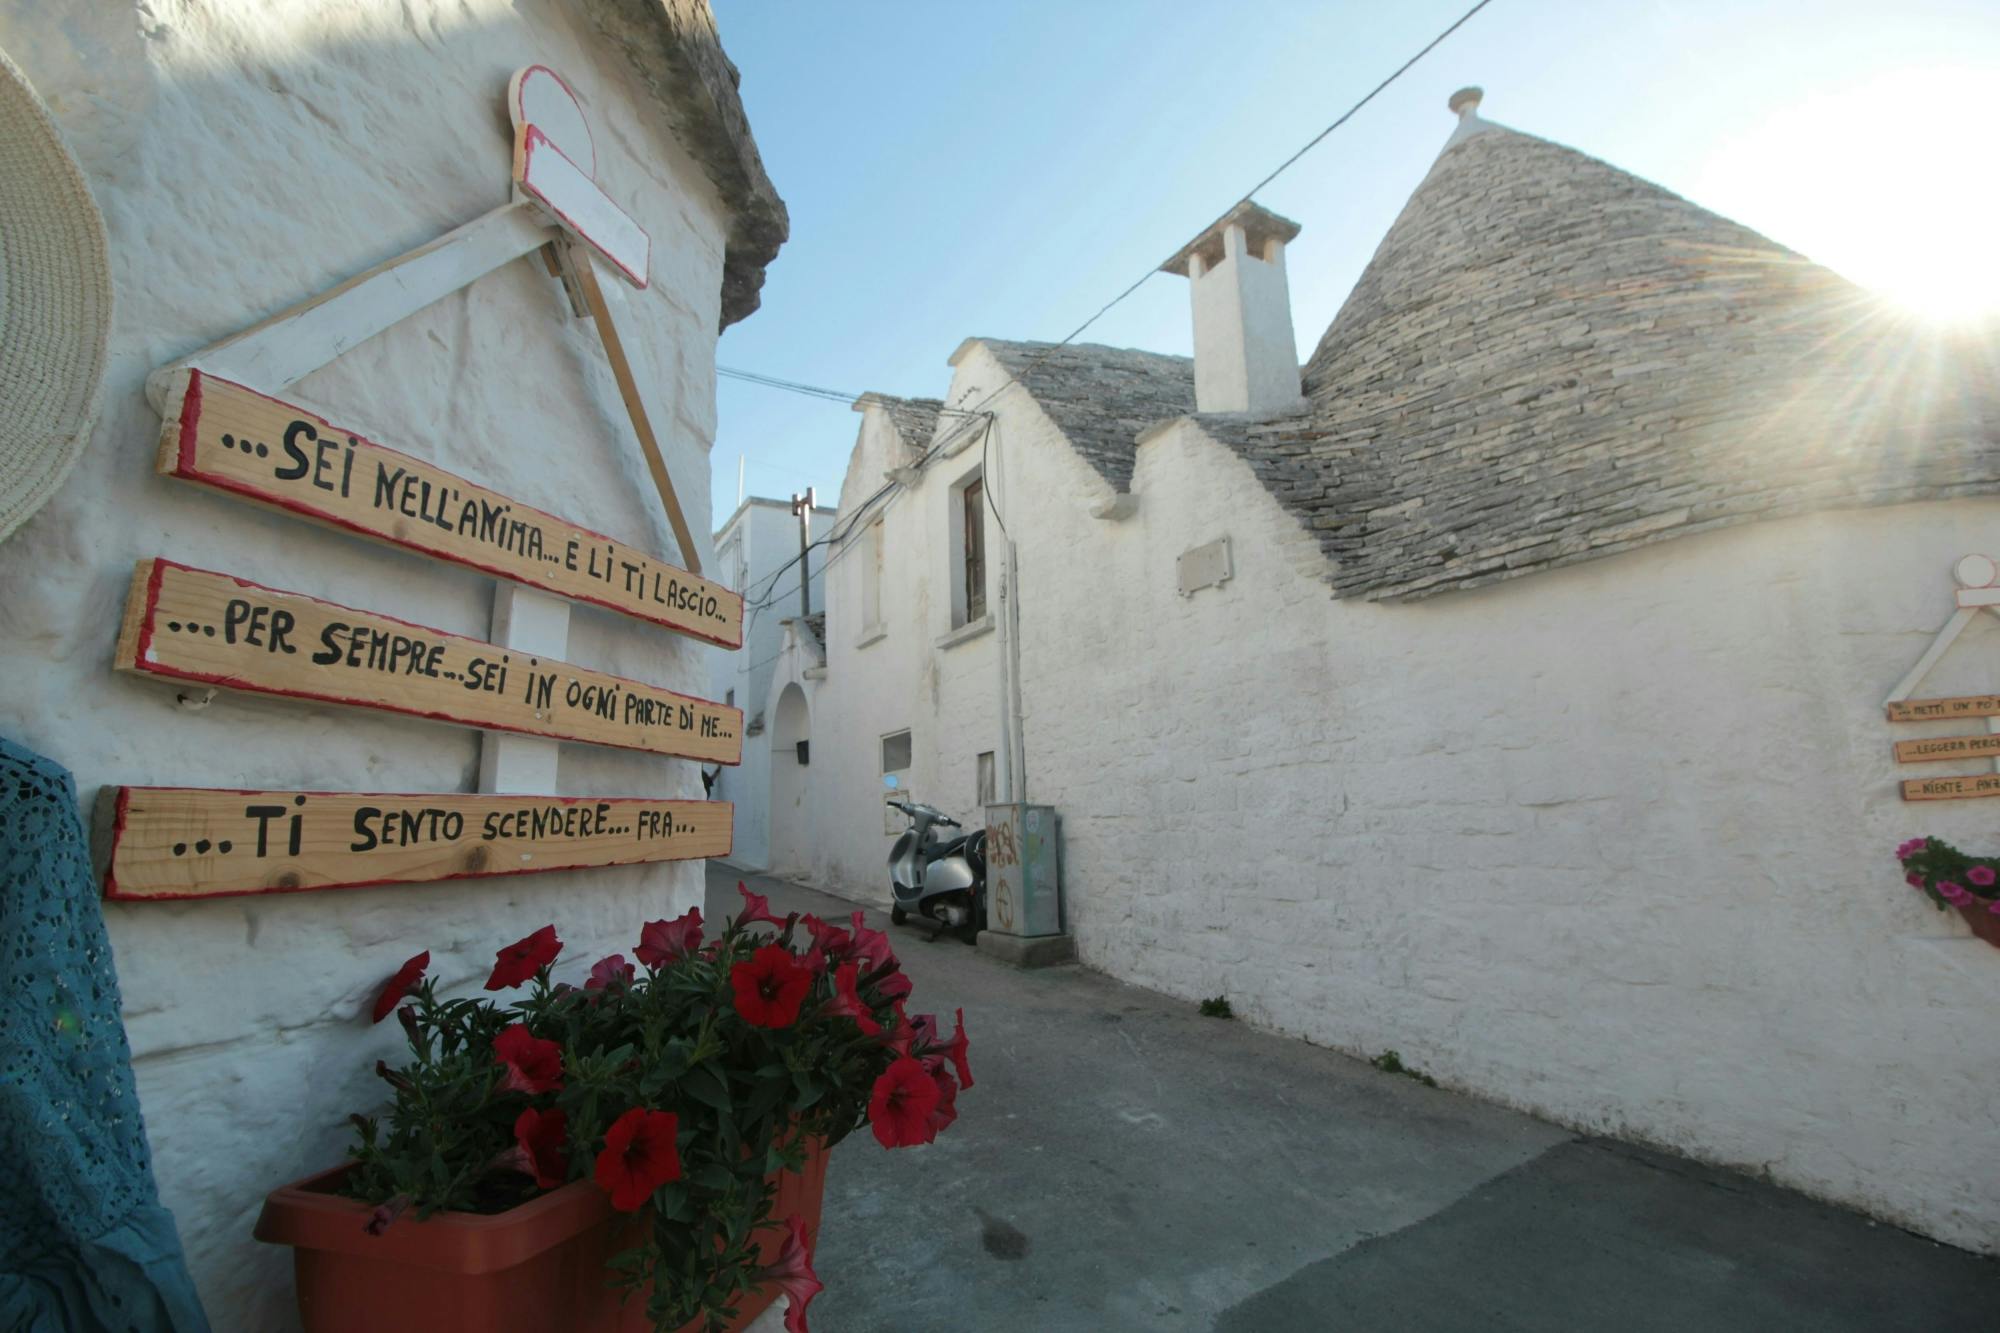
[0, 2, 741, 1324]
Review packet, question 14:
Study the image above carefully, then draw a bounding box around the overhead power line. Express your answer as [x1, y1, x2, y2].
[722, 0, 1494, 604]
[719, 365, 988, 415]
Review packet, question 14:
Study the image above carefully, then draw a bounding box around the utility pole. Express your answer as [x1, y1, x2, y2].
[789, 487, 815, 619]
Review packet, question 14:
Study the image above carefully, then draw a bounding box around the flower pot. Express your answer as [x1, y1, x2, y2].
[254, 1139, 827, 1333]
[1955, 899, 2000, 949]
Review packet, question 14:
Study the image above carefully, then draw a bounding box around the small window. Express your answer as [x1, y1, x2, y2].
[976, 751, 996, 807]
[881, 730, 912, 775]
[962, 479, 987, 623]
[725, 688, 735, 709]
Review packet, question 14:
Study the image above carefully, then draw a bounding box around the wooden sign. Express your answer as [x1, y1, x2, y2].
[509, 65, 649, 288]
[159, 371, 739, 647]
[1892, 733, 2000, 764]
[1885, 694, 2000, 723]
[1901, 773, 2000, 802]
[113, 560, 742, 764]
[103, 787, 730, 901]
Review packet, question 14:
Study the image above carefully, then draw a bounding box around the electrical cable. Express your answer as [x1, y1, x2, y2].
[723, 0, 1493, 612]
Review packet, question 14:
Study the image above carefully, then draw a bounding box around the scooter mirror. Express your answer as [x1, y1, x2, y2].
[883, 774, 899, 789]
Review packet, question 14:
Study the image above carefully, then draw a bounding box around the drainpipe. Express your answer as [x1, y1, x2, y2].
[1006, 535, 1026, 803]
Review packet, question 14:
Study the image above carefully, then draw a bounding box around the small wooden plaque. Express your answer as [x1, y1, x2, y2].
[160, 371, 739, 647]
[1900, 773, 2000, 802]
[103, 787, 730, 901]
[1885, 694, 2000, 723]
[113, 560, 742, 763]
[1892, 733, 2000, 764]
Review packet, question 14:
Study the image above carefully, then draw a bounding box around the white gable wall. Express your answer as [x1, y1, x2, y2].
[1021, 413, 2000, 1253]
[709, 499, 833, 869]
[0, 3, 740, 1324]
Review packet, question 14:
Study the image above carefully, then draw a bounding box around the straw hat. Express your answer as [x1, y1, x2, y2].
[0, 45, 110, 544]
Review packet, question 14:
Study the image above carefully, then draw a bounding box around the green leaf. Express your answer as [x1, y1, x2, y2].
[682, 1066, 731, 1113]
[691, 1162, 735, 1192]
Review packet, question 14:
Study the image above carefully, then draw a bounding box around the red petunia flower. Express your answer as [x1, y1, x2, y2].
[731, 945, 812, 1029]
[757, 1214, 824, 1333]
[371, 950, 429, 1023]
[868, 1056, 942, 1148]
[847, 911, 896, 971]
[493, 1024, 565, 1095]
[511, 1107, 569, 1189]
[736, 881, 787, 930]
[908, 1012, 940, 1050]
[585, 954, 635, 990]
[882, 1001, 917, 1058]
[636, 907, 703, 967]
[874, 970, 912, 1002]
[942, 1007, 974, 1089]
[485, 924, 562, 990]
[824, 961, 882, 1036]
[593, 1107, 681, 1211]
[802, 914, 852, 958]
[922, 1055, 959, 1137]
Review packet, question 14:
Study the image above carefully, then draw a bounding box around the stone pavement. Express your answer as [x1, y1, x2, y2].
[709, 865, 1998, 1332]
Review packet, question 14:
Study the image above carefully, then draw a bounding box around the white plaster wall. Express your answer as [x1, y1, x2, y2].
[1024, 416, 2000, 1254]
[0, 3, 737, 1324]
[767, 392, 1006, 898]
[708, 501, 831, 869]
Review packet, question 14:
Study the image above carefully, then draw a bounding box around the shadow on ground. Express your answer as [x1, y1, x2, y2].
[710, 865, 1998, 1332]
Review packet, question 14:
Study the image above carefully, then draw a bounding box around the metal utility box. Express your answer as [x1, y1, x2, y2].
[983, 803, 1062, 937]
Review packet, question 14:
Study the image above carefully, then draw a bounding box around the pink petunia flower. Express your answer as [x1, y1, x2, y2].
[1967, 865, 1996, 888]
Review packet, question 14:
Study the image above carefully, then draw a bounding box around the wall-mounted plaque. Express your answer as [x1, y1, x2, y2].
[1901, 774, 2000, 802]
[113, 560, 742, 763]
[159, 371, 740, 647]
[1885, 694, 2000, 723]
[103, 787, 730, 900]
[1892, 734, 2000, 764]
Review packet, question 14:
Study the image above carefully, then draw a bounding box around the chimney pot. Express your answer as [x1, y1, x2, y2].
[1160, 202, 1305, 415]
[1448, 85, 1483, 117]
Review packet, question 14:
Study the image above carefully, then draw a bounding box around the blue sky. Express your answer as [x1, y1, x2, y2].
[709, 0, 2000, 522]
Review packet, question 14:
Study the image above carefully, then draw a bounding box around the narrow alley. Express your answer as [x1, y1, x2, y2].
[712, 865, 1999, 1331]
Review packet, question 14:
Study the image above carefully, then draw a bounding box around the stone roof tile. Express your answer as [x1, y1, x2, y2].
[979, 339, 1194, 492]
[1208, 122, 2000, 600]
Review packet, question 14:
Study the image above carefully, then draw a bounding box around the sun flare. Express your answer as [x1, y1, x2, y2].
[1694, 68, 2000, 325]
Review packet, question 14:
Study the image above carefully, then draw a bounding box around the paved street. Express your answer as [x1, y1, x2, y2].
[708, 865, 1998, 1332]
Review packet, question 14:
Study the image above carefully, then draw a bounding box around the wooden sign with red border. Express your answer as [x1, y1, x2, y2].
[157, 370, 739, 647]
[112, 559, 741, 764]
[102, 787, 731, 901]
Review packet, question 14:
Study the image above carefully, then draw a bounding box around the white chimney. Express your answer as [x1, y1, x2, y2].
[1161, 201, 1304, 414]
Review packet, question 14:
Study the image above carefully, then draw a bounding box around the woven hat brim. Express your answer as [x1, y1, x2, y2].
[0, 44, 112, 545]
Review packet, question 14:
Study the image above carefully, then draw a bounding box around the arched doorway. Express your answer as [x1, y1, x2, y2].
[768, 682, 812, 877]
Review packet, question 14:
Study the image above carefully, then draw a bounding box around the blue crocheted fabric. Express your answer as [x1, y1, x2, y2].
[0, 736, 210, 1332]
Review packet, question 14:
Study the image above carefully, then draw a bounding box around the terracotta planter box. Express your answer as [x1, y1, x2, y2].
[255, 1140, 827, 1333]
[1956, 899, 2000, 949]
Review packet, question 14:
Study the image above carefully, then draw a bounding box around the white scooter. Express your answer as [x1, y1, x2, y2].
[885, 791, 985, 939]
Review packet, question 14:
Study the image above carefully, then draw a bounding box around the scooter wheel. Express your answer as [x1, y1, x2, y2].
[891, 905, 907, 925]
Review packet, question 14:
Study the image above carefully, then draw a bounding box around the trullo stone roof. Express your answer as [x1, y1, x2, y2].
[1200, 109, 2000, 600]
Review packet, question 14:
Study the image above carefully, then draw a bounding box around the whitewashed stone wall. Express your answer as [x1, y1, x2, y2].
[787, 338, 2000, 1253]
[709, 500, 832, 869]
[1031, 416, 2000, 1254]
[0, 3, 736, 1325]
[768, 388, 1006, 891]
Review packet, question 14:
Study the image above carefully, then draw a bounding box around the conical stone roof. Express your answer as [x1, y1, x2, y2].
[1202, 110, 1999, 600]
